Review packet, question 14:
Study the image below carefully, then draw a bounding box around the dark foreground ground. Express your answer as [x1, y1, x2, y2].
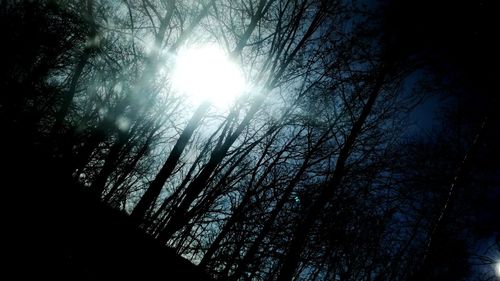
[2, 136, 216, 281]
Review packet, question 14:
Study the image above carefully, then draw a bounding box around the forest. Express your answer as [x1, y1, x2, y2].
[1, 0, 499, 280]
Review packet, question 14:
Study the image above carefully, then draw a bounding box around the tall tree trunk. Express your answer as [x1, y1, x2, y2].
[275, 68, 388, 281]
[229, 129, 329, 280]
[155, 99, 267, 242]
[131, 101, 210, 222]
[103, 127, 155, 203]
[91, 120, 145, 196]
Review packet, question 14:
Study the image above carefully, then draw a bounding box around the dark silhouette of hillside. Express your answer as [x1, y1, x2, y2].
[3, 138, 216, 281]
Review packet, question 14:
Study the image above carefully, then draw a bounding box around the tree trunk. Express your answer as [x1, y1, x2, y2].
[131, 101, 210, 223]
[275, 68, 387, 281]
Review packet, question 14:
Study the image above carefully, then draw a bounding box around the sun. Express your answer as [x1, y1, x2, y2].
[171, 44, 245, 109]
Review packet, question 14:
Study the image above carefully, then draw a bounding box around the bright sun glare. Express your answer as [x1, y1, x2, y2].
[171, 45, 245, 108]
